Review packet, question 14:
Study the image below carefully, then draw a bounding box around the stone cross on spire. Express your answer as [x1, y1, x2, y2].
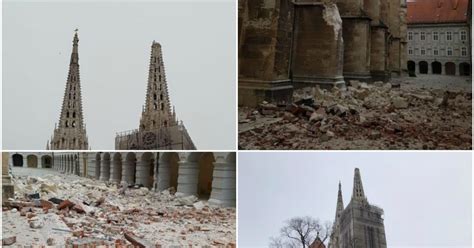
[49, 31, 89, 150]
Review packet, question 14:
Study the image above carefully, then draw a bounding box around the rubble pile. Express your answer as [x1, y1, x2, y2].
[2, 173, 236, 247]
[239, 80, 472, 149]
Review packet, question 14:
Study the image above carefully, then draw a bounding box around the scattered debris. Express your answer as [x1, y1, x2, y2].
[3, 169, 236, 246]
[239, 78, 472, 149]
[2, 236, 16, 246]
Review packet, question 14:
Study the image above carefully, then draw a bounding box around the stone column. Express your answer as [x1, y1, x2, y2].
[110, 154, 122, 184]
[441, 64, 445, 75]
[415, 62, 420, 74]
[121, 154, 136, 185]
[2, 152, 14, 203]
[156, 159, 171, 191]
[176, 158, 199, 196]
[209, 154, 236, 207]
[95, 155, 101, 180]
[99, 155, 110, 181]
[428, 62, 432, 74]
[23, 156, 28, 168]
[87, 153, 96, 179]
[135, 154, 153, 188]
[455, 63, 460, 76]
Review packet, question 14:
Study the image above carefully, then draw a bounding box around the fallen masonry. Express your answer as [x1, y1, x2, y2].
[2, 169, 236, 247]
[239, 80, 472, 150]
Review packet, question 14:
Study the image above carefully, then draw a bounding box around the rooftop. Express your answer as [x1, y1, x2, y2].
[407, 0, 469, 24]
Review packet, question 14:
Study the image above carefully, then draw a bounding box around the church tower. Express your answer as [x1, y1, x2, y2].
[330, 168, 387, 248]
[48, 31, 89, 150]
[139, 41, 177, 131]
[115, 41, 195, 150]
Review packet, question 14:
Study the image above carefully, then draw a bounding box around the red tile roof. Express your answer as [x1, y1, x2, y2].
[407, 0, 469, 24]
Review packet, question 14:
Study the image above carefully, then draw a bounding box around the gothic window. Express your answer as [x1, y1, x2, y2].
[433, 32, 438, 41]
[160, 84, 162, 90]
[158, 66, 160, 72]
[154, 94, 157, 101]
[73, 112, 76, 118]
[161, 103, 164, 110]
[152, 120, 155, 127]
[408, 32, 413, 41]
[461, 31, 467, 41]
[69, 94, 71, 99]
[66, 112, 70, 118]
[160, 94, 163, 100]
[462, 47, 467, 56]
[367, 227, 376, 248]
[73, 94, 76, 100]
[72, 121, 76, 127]
[153, 103, 157, 110]
[420, 32, 425, 40]
[164, 120, 168, 127]
[446, 31, 452, 41]
[65, 121, 69, 127]
[159, 75, 162, 82]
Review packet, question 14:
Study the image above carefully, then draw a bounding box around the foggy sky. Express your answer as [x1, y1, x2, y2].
[238, 152, 472, 247]
[2, 0, 236, 150]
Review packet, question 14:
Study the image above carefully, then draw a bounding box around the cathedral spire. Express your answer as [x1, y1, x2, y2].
[352, 168, 367, 202]
[49, 30, 88, 150]
[139, 41, 176, 131]
[336, 181, 344, 216]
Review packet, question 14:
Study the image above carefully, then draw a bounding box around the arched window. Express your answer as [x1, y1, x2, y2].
[161, 103, 164, 110]
[153, 94, 157, 100]
[66, 112, 70, 118]
[72, 121, 76, 127]
[72, 112, 76, 118]
[153, 103, 157, 110]
[159, 75, 162, 82]
[65, 121, 69, 127]
[152, 120, 156, 127]
[160, 94, 163, 100]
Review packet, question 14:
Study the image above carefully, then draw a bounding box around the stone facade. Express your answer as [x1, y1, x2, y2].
[329, 168, 387, 248]
[2, 152, 14, 203]
[238, 0, 407, 106]
[406, 0, 471, 76]
[50, 152, 236, 207]
[49, 31, 89, 149]
[9, 152, 54, 168]
[115, 42, 195, 150]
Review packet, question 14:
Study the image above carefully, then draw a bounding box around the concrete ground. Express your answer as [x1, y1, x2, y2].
[393, 74, 471, 92]
[2, 167, 236, 247]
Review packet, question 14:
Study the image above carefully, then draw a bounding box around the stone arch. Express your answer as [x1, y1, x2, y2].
[12, 154, 23, 167]
[407, 60, 415, 74]
[122, 152, 137, 185]
[445, 62, 456, 75]
[100, 153, 111, 181]
[111, 153, 122, 183]
[95, 153, 101, 180]
[181, 152, 215, 200]
[197, 153, 215, 199]
[419, 61, 428, 74]
[27, 155, 38, 168]
[41, 155, 52, 168]
[431, 61, 442, 74]
[156, 152, 180, 191]
[136, 152, 155, 188]
[459, 62, 470, 76]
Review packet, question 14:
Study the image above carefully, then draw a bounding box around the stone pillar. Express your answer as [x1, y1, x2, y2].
[99, 154, 110, 181]
[209, 154, 236, 207]
[95, 155, 101, 180]
[87, 153, 96, 179]
[455, 63, 460, 76]
[135, 155, 153, 188]
[110, 154, 122, 184]
[23, 156, 28, 168]
[416, 62, 420, 74]
[428, 62, 432, 74]
[176, 158, 199, 196]
[2, 152, 14, 203]
[121, 154, 136, 185]
[156, 159, 171, 191]
[441, 64, 445, 75]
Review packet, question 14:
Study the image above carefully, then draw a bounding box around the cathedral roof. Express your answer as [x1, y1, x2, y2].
[407, 0, 469, 24]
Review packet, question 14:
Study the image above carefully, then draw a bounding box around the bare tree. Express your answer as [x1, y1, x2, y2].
[269, 216, 332, 248]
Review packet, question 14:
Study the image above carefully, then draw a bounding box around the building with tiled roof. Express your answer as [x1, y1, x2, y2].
[407, 0, 471, 76]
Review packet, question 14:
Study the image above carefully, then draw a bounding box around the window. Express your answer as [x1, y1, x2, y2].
[462, 47, 467, 56]
[72, 121, 76, 127]
[153, 94, 157, 100]
[408, 49, 413, 55]
[408, 32, 413, 40]
[433, 49, 439, 56]
[161, 103, 164, 110]
[447, 31, 452, 41]
[72, 112, 76, 118]
[421, 49, 425, 55]
[66, 112, 70, 118]
[433, 32, 438, 41]
[447, 47, 453, 56]
[461, 31, 467, 41]
[420, 32, 425, 40]
[159, 75, 162, 82]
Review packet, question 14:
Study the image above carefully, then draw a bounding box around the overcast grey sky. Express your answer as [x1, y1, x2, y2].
[3, 0, 235, 150]
[238, 152, 472, 247]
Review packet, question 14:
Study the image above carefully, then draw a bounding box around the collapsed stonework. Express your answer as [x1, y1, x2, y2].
[239, 77, 472, 149]
[2, 152, 235, 246]
[238, 0, 407, 107]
